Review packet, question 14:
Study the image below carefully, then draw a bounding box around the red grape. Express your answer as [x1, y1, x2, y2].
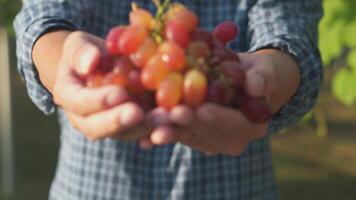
[106, 26, 126, 55]
[130, 37, 158, 68]
[239, 97, 271, 123]
[97, 54, 115, 73]
[207, 80, 235, 106]
[102, 57, 133, 87]
[187, 41, 211, 59]
[127, 69, 145, 95]
[156, 72, 183, 110]
[183, 69, 207, 107]
[130, 9, 153, 30]
[166, 4, 198, 31]
[158, 41, 186, 71]
[164, 20, 190, 48]
[141, 55, 171, 90]
[118, 25, 148, 55]
[213, 21, 239, 44]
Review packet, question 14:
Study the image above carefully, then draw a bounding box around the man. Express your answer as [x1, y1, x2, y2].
[14, 0, 322, 199]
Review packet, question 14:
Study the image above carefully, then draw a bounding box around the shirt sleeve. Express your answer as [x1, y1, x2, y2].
[247, 0, 323, 133]
[13, 0, 91, 115]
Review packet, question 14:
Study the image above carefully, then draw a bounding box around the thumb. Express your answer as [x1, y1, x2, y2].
[73, 43, 102, 76]
[63, 31, 106, 76]
[243, 55, 277, 100]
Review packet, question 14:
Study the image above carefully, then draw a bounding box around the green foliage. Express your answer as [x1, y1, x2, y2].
[0, 0, 21, 31]
[319, 0, 356, 106]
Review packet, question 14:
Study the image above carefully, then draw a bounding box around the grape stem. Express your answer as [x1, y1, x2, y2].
[151, 0, 171, 44]
[131, 3, 139, 11]
[155, 0, 171, 20]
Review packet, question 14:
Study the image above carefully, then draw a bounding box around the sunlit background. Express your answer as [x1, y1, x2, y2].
[1, 0, 355, 199]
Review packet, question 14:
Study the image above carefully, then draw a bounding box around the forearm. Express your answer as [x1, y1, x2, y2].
[33, 30, 72, 92]
[255, 49, 300, 114]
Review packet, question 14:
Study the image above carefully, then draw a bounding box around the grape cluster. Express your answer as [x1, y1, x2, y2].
[85, 1, 271, 123]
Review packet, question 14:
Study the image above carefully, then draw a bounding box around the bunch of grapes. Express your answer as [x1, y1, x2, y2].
[86, 0, 271, 123]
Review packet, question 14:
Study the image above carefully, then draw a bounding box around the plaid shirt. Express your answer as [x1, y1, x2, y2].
[14, 0, 323, 199]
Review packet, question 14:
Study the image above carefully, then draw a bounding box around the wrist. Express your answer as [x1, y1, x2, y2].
[33, 30, 72, 92]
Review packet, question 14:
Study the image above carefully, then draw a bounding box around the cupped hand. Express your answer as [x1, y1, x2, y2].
[53, 31, 151, 141]
[146, 49, 300, 155]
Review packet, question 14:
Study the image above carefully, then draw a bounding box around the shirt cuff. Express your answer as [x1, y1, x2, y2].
[248, 39, 323, 133]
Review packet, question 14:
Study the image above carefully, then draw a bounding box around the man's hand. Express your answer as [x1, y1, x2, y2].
[33, 31, 157, 141]
[146, 49, 300, 155]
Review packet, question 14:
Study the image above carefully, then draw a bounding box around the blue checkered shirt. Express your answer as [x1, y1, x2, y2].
[14, 0, 323, 199]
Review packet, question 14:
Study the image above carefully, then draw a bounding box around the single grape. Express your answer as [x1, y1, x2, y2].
[220, 60, 245, 89]
[183, 69, 207, 107]
[130, 37, 158, 68]
[102, 57, 133, 87]
[130, 9, 153, 30]
[156, 72, 183, 110]
[187, 41, 211, 59]
[164, 20, 191, 48]
[97, 54, 115, 73]
[166, 3, 198, 31]
[118, 25, 148, 55]
[127, 69, 145, 96]
[213, 21, 239, 44]
[106, 26, 126, 55]
[158, 41, 186, 71]
[207, 80, 235, 106]
[239, 97, 271, 123]
[141, 55, 171, 90]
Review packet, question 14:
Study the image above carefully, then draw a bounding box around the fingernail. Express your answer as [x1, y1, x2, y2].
[78, 46, 99, 75]
[120, 105, 143, 127]
[150, 126, 175, 145]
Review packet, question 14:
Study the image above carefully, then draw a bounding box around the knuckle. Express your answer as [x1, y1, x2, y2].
[224, 146, 244, 156]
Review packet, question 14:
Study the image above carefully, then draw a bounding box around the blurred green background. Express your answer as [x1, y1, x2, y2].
[0, 0, 355, 199]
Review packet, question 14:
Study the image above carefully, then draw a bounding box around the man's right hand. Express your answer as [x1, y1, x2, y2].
[35, 31, 152, 141]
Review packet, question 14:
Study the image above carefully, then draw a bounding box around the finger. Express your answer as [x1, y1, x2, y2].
[243, 58, 277, 99]
[67, 102, 144, 140]
[73, 43, 101, 76]
[147, 107, 171, 126]
[54, 75, 129, 116]
[169, 105, 193, 126]
[62, 31, 107, 76]
[196, 103, 269, 139]
[150, 125, 178, 145]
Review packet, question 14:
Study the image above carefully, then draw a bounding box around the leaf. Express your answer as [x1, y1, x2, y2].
[347, 50, 356, 74]
[331, 68, 356, 106]
[344, 21, 356, 48]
